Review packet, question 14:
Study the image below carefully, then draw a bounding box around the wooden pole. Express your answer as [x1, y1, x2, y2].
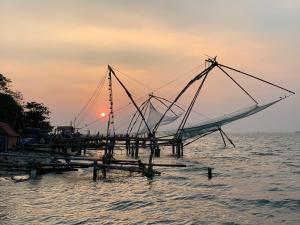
[217, 66, 258, 104]
[146, 142, 155, 177]
[134, 142, 139, 159]
[131, 144, 134, 158]
[219, 129, 226, 147]
[208, 167, 213, 179]
[177, 142, 180, 158]
[180, 141, 184, 157]
[154, 142, 160, 157]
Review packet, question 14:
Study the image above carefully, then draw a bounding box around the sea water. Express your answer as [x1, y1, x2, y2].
[0, 133, 299, 225]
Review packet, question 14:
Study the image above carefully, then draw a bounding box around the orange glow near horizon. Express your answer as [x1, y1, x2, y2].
[1, 1, 299, 132]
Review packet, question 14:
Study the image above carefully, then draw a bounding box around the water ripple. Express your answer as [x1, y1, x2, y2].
[0, 133, 299, 225]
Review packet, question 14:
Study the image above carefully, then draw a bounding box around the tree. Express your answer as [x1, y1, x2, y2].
[0, 74, 23, 131]
[0, 74, 22, 100]
[0, 74, 52, 133]
[0, 93, 23, 131]
[0, 74, 11, 91]
[23, 102, 52, 132]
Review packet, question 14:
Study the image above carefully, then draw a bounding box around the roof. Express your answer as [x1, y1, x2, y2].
[0, 122, 19, 137]
[57, 126, 74, 131]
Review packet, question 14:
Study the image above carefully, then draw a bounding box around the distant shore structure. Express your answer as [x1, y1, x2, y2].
[0, 122, 19, 151]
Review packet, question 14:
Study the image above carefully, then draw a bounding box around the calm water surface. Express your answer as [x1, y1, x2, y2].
[0, 133, 299, 225]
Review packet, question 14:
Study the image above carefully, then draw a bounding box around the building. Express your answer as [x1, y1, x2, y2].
[56, 126, 74, 137]
[22, 127, 41, 139]
[0, 122, 20, 151]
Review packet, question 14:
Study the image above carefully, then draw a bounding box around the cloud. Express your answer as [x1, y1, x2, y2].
[0, 0, 299, 131]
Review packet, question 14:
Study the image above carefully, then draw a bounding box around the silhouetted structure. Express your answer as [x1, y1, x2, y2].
[0, 122, 19, 151]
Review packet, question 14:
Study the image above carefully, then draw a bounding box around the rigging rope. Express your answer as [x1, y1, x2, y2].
[153, 60, 218, 133]
[79, 63, 208, 130]
[127, 98, 149, 134]
[74, 72, 107, 122]
[128, 99, 150, 135]
[111, 66, 153, 91]
[75, 73, 107, 127]
[219, 64, 295, 95]
[217, 65, 258, 105]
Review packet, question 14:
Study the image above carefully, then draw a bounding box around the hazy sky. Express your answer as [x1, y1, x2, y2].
[1, 0, 299, 132]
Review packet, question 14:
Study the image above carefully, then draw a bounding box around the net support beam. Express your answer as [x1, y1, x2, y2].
[153, 58, 218, 133]
[219, 128, 235, 148]
[176, 73, 208, 139]
[108, 65, 152, 136]
[219, 64, 295, 95]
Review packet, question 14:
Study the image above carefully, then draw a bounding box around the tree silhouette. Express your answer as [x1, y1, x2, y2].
[23, 102, 52, 132]
[0, 73, 52, 132]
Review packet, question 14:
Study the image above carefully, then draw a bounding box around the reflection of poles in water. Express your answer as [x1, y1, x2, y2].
[125, 134, 130, 155]
[180, 140, 183, 157]
[172, 142, 175, 155]
[154, 139, 160, 157]
[134, 137, 139, 158]
[104, 138, 116, 156]
[142, 138, 146, 148]
[146, 133, 155, 177]
[111, 138, 116, 154]
[177, 139, 182, 158]
[171, 138, 183, 158]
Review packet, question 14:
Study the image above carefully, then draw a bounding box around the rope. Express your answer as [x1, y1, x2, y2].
[219, 64, 295, 95]
[111, 66, 153, 91]
[128, 100, 150, 135]
[74, 72, 107, 123]
[153, 61, 217, 133]
[151, 62, 206, 93]
[217, 65, 258, 105]
[75, 73, 107, 127]
[183, 129, 218, 147]
[79, 62, 208, 130]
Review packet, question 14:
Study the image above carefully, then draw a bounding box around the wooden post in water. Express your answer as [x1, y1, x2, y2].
[176, 142, 181, 158]
[110, 139, 115, 155]
[126, 136, 130, 155]
[134, 138, 139, 158]
[208, 167, 213, 179]
[134, 148, 139, 158]
[93, 160, 98, 181]
[142, 139, 146, 148]
[154, 146, 160, 157]
[146, 139, 155, 177]
[131, 144, 135, 158]
[180, 141, 184, 157]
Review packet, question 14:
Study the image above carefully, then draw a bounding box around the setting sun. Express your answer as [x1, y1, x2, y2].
[100, 112, 106, 118]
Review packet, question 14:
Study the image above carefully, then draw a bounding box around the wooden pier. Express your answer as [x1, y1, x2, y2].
[27, 135, 185, 159]
[0, 152, 187, 180]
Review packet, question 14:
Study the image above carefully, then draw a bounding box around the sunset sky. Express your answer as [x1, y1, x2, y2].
[1, 0, 299, 133]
